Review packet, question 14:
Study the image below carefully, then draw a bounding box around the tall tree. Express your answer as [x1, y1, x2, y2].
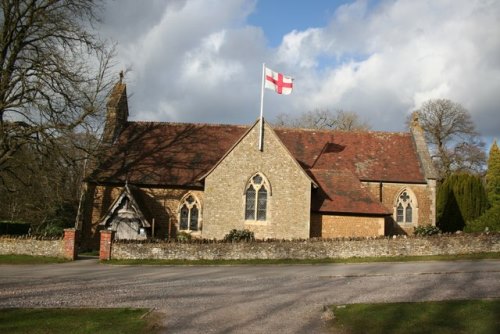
[413, 99, 486, 179]
[486, 140, 500, 207]
[273, 109, 371, 131]
[0, 0, 114, 184]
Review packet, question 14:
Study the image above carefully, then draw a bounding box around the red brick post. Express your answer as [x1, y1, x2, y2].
[100, 230, 114, 261]
[63, 228, 78, 260]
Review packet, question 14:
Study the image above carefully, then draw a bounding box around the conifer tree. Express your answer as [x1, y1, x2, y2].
[437, 173, 488, 232]
[486, 140, 500, 207]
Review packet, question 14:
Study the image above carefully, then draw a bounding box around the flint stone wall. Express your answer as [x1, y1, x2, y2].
[111, 233, 499, 260]
[0, 236, 65, 258]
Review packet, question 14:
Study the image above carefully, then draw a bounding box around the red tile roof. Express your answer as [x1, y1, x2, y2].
[274, 128, 425, 183]
[89, 122, 247, 187]
[88, 121, 427, 215]
[309, 169, 390, 215]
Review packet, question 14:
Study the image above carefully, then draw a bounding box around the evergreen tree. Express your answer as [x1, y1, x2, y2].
[436, 173, 488, 232]
[486, 140, 500, 207]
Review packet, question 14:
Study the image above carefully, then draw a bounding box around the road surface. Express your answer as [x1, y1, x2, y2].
[1, 259, 499, 333]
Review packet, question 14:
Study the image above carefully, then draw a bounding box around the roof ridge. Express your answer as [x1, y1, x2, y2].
[274, 126, 410, 135]
[127, 120, 249, 128]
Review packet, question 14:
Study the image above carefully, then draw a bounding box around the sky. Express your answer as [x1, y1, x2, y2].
[99, 0, 500, 148]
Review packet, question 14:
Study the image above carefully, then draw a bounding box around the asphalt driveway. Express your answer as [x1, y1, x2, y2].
[1, 259, 499, 333]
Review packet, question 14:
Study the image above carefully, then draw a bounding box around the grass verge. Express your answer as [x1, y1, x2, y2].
[329, 299, 500, 334]
[0, 254, 69, 264]
[103, 252, 500, 265]
[0, 308, 161, 334]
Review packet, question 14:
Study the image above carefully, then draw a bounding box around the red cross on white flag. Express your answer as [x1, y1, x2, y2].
[264, 67, 293, 95]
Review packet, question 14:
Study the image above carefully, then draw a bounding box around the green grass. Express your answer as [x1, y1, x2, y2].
[0, 308, 160, 334]
[329, 299, 500, 334]
[2, 252, 499, 266]
[104, 252, 500, 265]
[0, 254, 69, 264]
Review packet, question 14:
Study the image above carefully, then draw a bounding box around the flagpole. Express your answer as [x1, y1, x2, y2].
[259, 63, 265, 151]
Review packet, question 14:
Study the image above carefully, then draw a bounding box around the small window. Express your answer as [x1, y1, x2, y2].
[394, 190, 416, 224]
[257, 187, 267, 221]
[245, 173, 270, 221]
[245, 185, 256, 220]
[405, 204, 412, 223]
[179, 195, 201, 231]
[180, 205, 189, 230]
[190, 206, 199, 230]
[396, 203, 404, 222]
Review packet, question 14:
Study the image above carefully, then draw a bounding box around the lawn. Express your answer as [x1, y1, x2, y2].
[329, 299, 500, 334]
[0, 308, 161, 334]
[104, 252, 500, 265]
[0, 254, 69, 264]
[1, 252, 499, 265]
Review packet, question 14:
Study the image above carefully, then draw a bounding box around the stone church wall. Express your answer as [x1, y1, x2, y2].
[363, 181, 436, 234]
[310, 214, 385, 238]
[81, 184, 204, 248]
[203, 123, 312, 240]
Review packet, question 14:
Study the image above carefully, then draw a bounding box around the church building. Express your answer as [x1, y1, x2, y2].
[78, 80, 437, 248]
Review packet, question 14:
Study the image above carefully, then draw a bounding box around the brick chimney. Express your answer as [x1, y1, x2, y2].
[102, 71, 129, 144]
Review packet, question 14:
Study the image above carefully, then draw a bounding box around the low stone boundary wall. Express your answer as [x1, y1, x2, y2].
[0, 229, 78, 260]
[109, 233, 500, 260]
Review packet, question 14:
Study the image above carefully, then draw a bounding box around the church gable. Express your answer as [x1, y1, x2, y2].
[203, 120, 313, 239]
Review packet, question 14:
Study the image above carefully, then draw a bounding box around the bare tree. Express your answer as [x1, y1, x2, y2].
[0, 0, 114, 184]
[413, 99, 486, 178]
[273, 109, 371, 131]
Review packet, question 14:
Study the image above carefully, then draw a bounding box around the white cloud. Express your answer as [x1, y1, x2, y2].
[277, 0, 500, 134]
[101, 0, 500, 139]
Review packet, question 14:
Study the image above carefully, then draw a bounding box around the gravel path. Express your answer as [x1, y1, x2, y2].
[1, 259, 499, 333]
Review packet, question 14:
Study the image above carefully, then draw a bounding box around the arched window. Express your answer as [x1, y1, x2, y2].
[394, 189, 417, 224]
[245, 174, 270, 221]
[179, 194, 201, 231]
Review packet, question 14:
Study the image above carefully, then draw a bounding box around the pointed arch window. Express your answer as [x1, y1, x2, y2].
[179, 194, 201, 231]
[245, 174, 270, 221]
[394, 190, 416, 224]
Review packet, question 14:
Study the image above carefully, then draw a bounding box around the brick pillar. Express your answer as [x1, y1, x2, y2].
[63, 228, 78, 260]
[100, 230, 114, 261]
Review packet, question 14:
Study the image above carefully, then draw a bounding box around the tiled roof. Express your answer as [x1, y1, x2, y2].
[309, 169, 390, 215]
[88, 122, 247, 187]
[88, 121, 427, 214]
[274, 128, 425, 183]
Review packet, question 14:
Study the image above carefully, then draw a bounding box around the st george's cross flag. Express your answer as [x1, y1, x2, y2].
[264, 67, 293, 95]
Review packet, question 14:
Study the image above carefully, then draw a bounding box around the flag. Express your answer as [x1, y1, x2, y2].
[264, 67, 293, 95]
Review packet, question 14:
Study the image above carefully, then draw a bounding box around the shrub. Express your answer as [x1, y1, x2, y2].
[176, 231, 192, 242]
[464, 204, 500, 232]
[437, 173, 488, 232]
[414, 224, 441, 236]
[223, 229, 255, 242]
[0, 221, 30, 235]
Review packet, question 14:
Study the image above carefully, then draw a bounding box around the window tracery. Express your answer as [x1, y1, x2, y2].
[245, 174, 269, 221]
[179, 194, 201, 231]
[394, 189, 416, 224]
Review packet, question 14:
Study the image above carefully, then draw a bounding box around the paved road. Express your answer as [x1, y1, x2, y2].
[1, 259, 500, 333]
